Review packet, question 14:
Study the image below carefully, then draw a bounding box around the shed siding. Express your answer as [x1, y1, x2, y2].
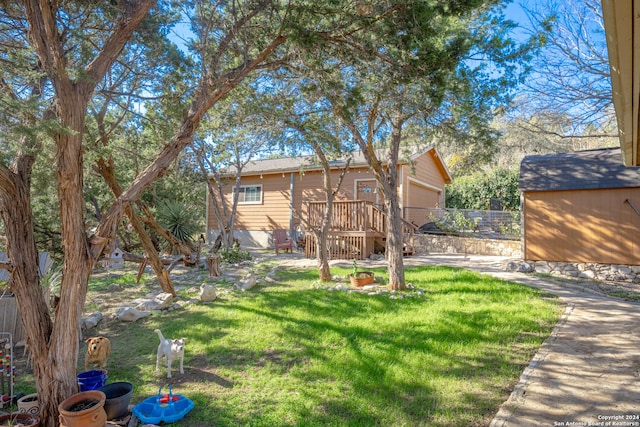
[524, 188, 640, 265]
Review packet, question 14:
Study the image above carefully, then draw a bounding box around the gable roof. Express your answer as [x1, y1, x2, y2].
[519, 147, 640, 192]
[223, 146, 452, 183]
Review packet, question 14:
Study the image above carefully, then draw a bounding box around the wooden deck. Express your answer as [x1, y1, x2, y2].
[304, 200, 416, 259]
[305, 230, 385, 260]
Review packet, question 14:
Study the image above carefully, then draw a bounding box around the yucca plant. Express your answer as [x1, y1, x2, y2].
[155, 200, 200, 251]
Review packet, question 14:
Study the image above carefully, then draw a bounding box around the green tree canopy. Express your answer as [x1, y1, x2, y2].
[446, 168, 520, 211]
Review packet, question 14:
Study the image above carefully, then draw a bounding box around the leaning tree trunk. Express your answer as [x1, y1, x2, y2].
[0, 151, 55, 425]
[95, 157, 176, 295]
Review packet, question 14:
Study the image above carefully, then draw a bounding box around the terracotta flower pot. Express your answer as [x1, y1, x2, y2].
[58, 390, 106, 427]
[349, 271, 375, 287]
[0, 413, 39, 426]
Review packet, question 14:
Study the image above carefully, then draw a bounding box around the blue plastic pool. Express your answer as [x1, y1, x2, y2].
[133, 390, 194, 424]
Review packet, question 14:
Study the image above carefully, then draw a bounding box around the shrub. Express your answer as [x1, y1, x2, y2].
[219, 242, 251, 263]
[446, 168, 520, 210]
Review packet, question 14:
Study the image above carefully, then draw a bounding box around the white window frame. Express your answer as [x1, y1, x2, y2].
[235, 184, 263, 205]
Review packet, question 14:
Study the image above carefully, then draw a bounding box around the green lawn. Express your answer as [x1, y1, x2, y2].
[17, 264, 561, 426]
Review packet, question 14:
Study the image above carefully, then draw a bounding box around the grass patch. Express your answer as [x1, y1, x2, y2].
[18, 264, 561, 426]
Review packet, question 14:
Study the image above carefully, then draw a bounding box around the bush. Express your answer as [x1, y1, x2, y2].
[446, 168, 520, 210]
[219, 242, 251, 263]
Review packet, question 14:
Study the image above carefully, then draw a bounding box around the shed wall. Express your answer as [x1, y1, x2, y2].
[523, 187, 640, 265]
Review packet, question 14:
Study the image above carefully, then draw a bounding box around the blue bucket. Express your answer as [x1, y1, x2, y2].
[77, 370, 108, 392]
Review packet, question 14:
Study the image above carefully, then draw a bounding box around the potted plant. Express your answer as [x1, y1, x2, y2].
[58, 390, 106, 427]
[17, 393, 39, 416]
[349, 259, 374, 287]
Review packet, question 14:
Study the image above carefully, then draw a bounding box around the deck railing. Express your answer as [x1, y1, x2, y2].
[305, 200, 416, 258]
[307, 200, 386, 232]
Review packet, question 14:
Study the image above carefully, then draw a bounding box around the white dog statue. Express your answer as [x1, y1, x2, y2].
[154, 329, 186, 378]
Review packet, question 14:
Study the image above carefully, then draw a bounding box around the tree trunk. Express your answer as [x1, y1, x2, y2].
[316, 228, 332, 281]
[0, 152, 54, 425]
[381, 112, 406, 290]
[316, 180, 333, 282]
[42, 96, 92, 427]
[339, 103, 407, 290]
[95, 157, 176, 295]
[385, 195, 406, 290]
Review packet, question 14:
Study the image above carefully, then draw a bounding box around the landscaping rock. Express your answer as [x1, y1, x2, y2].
[107, 284, 124, 292]
[134, 292, 174, 311]
[199, 284, 217, 302]
[265, 266, 279, 283]
[82, 312, 103, 330]
[236, 273, 257, 291]
[117, 307, 151, 322]
[578, 270, 596, 279]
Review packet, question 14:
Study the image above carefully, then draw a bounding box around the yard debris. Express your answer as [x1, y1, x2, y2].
[264, 266, 280, 283]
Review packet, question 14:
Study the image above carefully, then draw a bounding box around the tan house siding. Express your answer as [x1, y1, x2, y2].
[207, 147, 451, 248]
[523, 188, 640, 265]
[401, 149, 447, 225]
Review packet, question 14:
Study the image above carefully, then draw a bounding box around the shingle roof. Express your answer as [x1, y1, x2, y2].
[519, 147, 640, 192]
[225, 147, 430, 176]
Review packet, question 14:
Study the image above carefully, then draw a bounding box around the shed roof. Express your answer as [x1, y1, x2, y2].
[519, 147, 640, 192]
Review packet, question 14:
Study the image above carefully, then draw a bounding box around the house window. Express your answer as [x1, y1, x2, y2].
[237, 185, 262, 204]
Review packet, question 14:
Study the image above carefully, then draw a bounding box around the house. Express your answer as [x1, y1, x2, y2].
[206, 147, 452, 256]
[519, 147, 640, 265]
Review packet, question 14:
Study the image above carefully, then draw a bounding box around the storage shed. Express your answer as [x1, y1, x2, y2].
[520, 147, 640, 265]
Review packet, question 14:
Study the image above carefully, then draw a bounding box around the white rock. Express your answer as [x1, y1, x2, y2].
[199, 284, 217, 302]
[236, 273, 257, 291]
[135, 292, 175, 311]
[82, 312, 103, 329]
[117, 307, 151, 322]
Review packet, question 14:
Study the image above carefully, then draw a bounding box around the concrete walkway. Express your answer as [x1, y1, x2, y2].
[265, 252, 640, 427]
[426, 255, 640, 427]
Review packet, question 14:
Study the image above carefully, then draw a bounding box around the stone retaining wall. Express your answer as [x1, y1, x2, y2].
[512, 260, 640, 283]
[413, 234, 522, 258]
[414, 235, 640, 283]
